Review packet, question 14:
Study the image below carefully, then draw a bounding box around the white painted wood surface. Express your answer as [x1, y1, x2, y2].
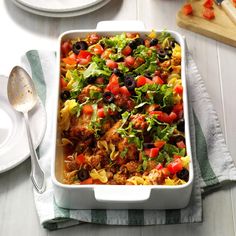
[0, 0, 236, 235]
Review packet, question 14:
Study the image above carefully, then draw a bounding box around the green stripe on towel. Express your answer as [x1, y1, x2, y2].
[128, 210, 144, 225]
[91, 210, 107, 224]
[26, 50, 46, 105]
[193, 111, 219, 186]
[165, 209, 181, 224]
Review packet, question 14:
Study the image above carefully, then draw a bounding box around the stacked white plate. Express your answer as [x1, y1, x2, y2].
[12, 0, 111, 17]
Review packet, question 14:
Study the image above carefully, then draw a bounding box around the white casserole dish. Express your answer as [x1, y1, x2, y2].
[51, 21, 193, 210]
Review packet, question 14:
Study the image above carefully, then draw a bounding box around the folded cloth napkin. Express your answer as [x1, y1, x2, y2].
[21, 50, 236, 230]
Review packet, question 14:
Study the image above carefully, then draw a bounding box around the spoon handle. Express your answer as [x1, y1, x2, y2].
[23, 112, 46, 194]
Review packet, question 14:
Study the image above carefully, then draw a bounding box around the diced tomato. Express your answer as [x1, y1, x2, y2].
[167, 158, 183, 174]
[155, 163, 163, 170]
[136, 76, 153, 87]
[174, 84, 183, 95]
[149, 148, 159, 158]
[98, 107, 106, 118]
[176, 140, 186, 149]
[173, 154, 182, 160]
[119, 86, 131, 97]
[233, 0, 236, 7]
[93, 44, 104, 55]
[144, 149, 151, 157]
[182, 3, 193, 16]
[173, 103, 183, 118]
[133, 57, 145, 68]
[124, 56, 135, 67]
[153, 76, 164, 85]
[61, 41, 72, 57]
[161, 167, 170, 177]
[82, 104, 93, 115]
[106, 74, 120, 95]
[60, 78, 68, 89]
[126, 32, 138, 38]
[203, 0, 213, 9]
[116, 157, 126, 165]
[203, 8, 215, 20]
[62, 57, 77, 65]
[122, 45, 132, 56]
[93, 179, 103, 184]
[76, 50, 92, 65]
[106, 59, 118, 69]
[154, 140, 166, 149]
[149, 111, 170, 123]
[76, 154, 85, 165]
[168, 112, 177, 123]
[80, 177, 93, 185]
[96, 77, 104, 84]
[101, 48, 113, 59]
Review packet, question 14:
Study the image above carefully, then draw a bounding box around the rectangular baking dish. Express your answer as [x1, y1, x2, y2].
[51, 21, 193, 210]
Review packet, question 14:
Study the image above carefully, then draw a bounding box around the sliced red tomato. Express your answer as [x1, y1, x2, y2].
[119, 86, 131, 97]
[77, 50, 92, 65]
[167, 158, 183, 174]
[82, 104, 93, 115]
[174, 84, 183, 95]
[182, 3, 193, 16]
[98, 107, 106, 118]
[168, 112, 177, 123]
[62, 57, 77, 65]
[133, 57, 145, 68]
[233, 0, 236, 7]
[161, 167, 170, 177]
[106, 59, 118, 69]
[93, 44, 104, 55]
[176, 140, 186, 149]
[203, 0, 213, 9]
[122, 45, 132, 56]
[155, 163, 163, 170]
[153, 76, 164, 85]
[203, 8, 215, 20]
[136, 76, 153, 87]
[80, 177, 93, 185]
[76, 154, 85, 165]
[124, 56, 135, 67]
[173, 154, 182, 160]
[61, 41, 72, 57]
[96, 77, 104, 84]
[149, 111, 170, 123]
[106, 74, 120, 95]
[154, 140, 166, 149]
[149, 148, 159, 158]
[60, 78, 68, 89]
[173, 103, 183, 118]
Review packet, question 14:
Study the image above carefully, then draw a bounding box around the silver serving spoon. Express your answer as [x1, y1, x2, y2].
[7, 66, 46, 193]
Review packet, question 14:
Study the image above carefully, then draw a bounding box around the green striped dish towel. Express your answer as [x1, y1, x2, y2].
[21, 50, 236, 230]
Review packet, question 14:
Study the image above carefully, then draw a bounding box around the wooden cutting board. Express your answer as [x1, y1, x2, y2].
[176, 1, 236, 47]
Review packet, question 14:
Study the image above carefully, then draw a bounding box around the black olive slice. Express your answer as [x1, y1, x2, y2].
[124, 77, 136, 91]
[150, 38, 158, 47]
[177, 119, 185, 132]
[143, 143, 155, 149]
[72, 41, 88, 54]
[87, 76, 96, 84]
[177, 168, 189, 182]
[78, 168, 89, 181]
[60, 90, 70, 100]
[113, 68, 123, 77]
[103, 91, 114, 103]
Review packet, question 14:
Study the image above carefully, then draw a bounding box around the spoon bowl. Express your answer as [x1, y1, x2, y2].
[7, 66, 46, 194]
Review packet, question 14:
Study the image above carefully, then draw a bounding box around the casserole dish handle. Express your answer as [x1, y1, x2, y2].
[94, 187, 151, 202]
[96, 20, 145, 31]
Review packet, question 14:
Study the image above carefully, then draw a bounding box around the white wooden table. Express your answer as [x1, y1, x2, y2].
[1, 0, 236, 235]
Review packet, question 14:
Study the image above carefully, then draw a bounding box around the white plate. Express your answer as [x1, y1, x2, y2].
[12, 0, 111, 18]
[0, 75, 46, 173]
[15, 0, 103, 13]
